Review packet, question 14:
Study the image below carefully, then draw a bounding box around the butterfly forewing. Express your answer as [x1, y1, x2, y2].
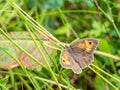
[70, 38, 98, 53]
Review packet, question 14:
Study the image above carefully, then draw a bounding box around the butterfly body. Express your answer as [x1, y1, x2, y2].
[60, 38, 98, 74]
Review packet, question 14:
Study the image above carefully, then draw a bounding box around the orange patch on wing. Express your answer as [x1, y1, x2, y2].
[62, 54, 71, 65]
[76, 43, 85, 49]
[85, 40, 93, 52]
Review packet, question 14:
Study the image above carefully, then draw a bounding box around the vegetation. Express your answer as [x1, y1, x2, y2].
[0, 0, 120, 90]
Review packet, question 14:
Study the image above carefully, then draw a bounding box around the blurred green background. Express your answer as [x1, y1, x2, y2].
[0, 0, 120, 90]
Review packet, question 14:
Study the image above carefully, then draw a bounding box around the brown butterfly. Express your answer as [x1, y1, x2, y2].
[60, 38, 98, 74]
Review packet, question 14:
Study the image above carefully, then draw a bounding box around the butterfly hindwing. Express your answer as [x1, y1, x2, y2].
[60, 48, 82, 73]
[60, 48, 72, 69]
[69, 50, 94, 69]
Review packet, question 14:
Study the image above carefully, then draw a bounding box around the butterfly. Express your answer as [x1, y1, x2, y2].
[60, 38, 98, 74]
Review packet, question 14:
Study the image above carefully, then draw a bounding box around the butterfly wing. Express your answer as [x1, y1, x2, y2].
[69, 38, 98, 69]
[60, 38, 98, 73]
[69, 49, 94, 69]
[60, 48, 82, 73]
[72, 59, 82, 74]
[60, 48, 72, 69]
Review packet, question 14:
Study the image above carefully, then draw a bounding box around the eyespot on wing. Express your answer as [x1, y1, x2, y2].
[84, 38, 98, 52]
[60, 48, 72, 69]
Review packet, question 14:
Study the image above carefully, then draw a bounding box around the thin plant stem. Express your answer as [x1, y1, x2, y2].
[91, 64, 120, 83]
[95, 51, 120, 60]
[25, 24, 62, 90]
[98, 5, 120, 38]
[89, 66, 119, 90]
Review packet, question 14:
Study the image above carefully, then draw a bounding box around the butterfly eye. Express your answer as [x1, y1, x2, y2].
[89, 41, 92, 45]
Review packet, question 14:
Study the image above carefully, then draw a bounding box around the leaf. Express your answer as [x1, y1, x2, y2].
[97, 39, 113, 66]
[79, 21, 109, 38]
[54, 24, 71, 35]
[0, 32, 57, 70]
[40, 0, 64, 10]
[0, 47, 8, 51]
[0, 75, 9, 89]
[98, 39, 111, 53]
[94, 76, 106, 90]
